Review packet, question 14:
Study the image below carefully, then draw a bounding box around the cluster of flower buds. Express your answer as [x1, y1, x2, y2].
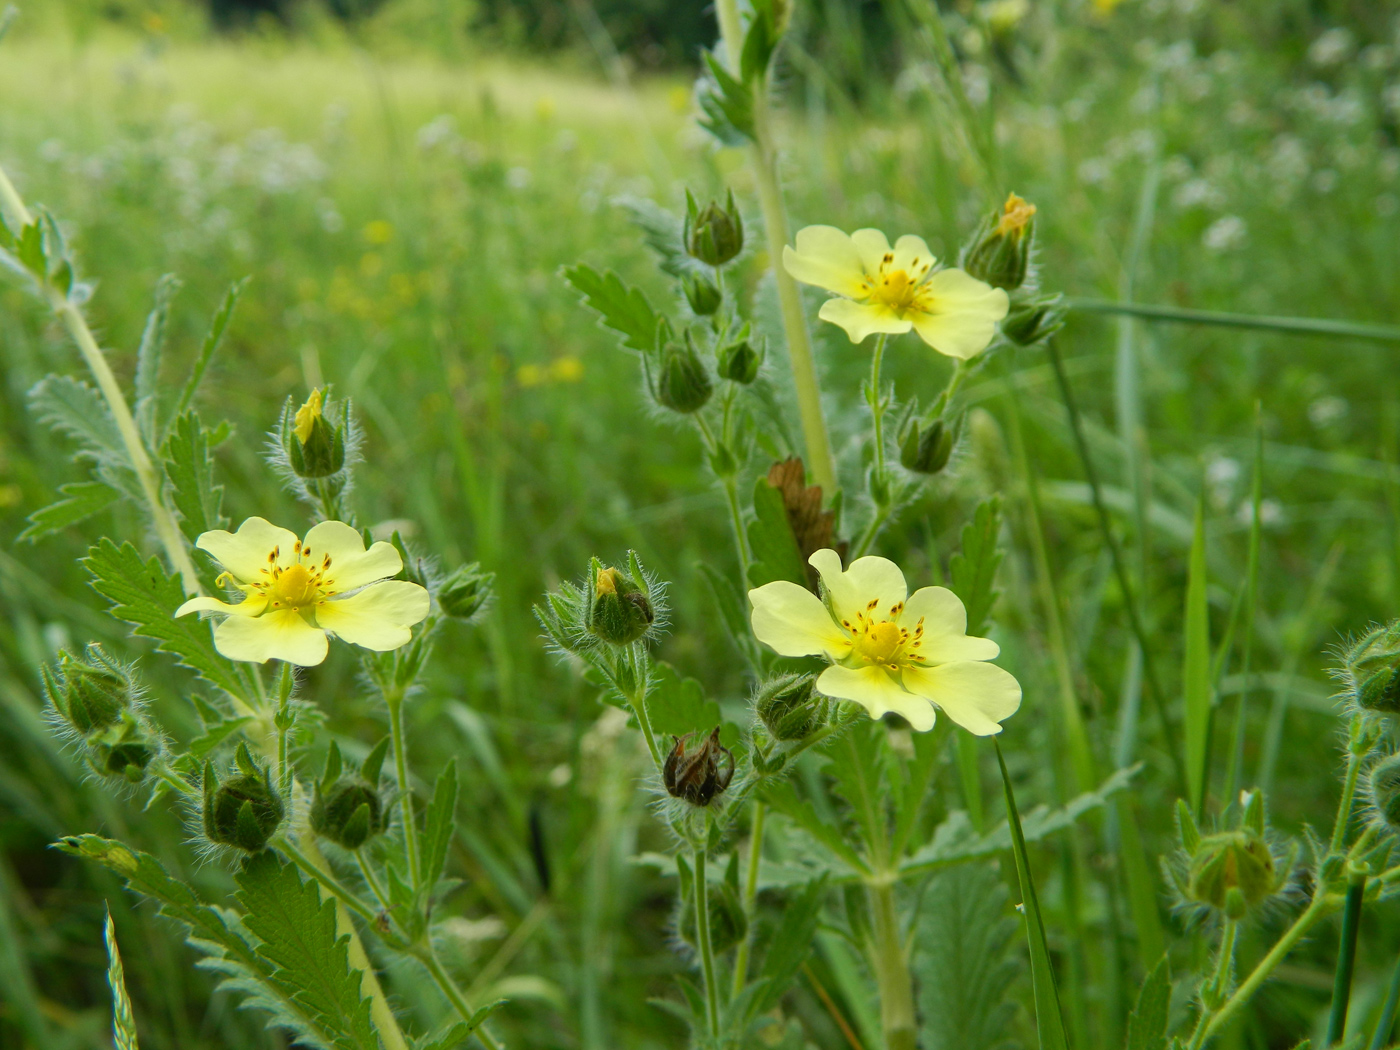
[43, 645, 161, 784]
[438, 562, 495, 621]
[588, 565, 657, 646]
[1368, 753, 1400, 835]
[282, 388, 349, 480]
[676, 853, 747, 954]
[203, 744, 286, 853]
[755, 673, 827, 742]
[684, 190, 744, 269]
[1173, 792, 1292, 920]
[311, 740, 391, 850]
[962, 193, 1065, 348]
[664, 727, 735, 807]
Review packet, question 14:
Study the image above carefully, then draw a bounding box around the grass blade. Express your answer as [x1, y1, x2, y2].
[105, 906, 140, 1050]
[1184, 498, 1212, 818]
[994, 737, 1070, 1050]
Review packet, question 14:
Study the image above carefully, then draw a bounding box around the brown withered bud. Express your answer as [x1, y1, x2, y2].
[766, 458, 846, 591]
[663, 727, 735, 807]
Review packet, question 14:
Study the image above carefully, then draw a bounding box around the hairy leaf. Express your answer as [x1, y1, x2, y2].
[561, 263, 662, 354]
[84, 538, 253, 701]
[697, 563, 763, 671]
[697, 51, 754, 145]
[746, 475, 808, 589]
[175, 277, 247, 418]
[749, 876, 828, 1019]
[135, 274, 180, 442]
[163, 411, 227, 544]
[18, 479, 120, 542]
[421, 759, 459, 890]
[615, 196, 691, 279]
[29, 374, 125, 466]
[235, 852, 377, 1050]
[1126, 954, 1171, 1050]
[916, 864, 1021, 1050]
[647, 660, 722, 738]
[104, 908, 141, 1050]
[949, 495, 1004, 638]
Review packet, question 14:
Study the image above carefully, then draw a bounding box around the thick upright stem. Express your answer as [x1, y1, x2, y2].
[385, 693, 423, 889]
[694, 845, 722, 1038]
[867, 333, 889, 488]
[870, 879, 918, 1050]
[1327, 877, 1366, 1046]
[731, 801, 766, 996]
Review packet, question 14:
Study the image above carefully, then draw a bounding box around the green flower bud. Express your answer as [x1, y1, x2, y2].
[1368, 753, 1400, 833]
[588, 567, 655, 645]
[86, 713, 157, 784]
[204, 747, 285, 853]
[716, 331, 762, 385]
[1001, 293, 1066, 347]
[312, 779, 387, 850]
[755, 673, 825, 741]
[1185, 829, 1278, 913]
[684, 190, 744, 267]
[438, 562, 495, 620]
[679, 881, 748, 954]
[285, 388, 347, 479]
[682, 272, 723, 316]
[652, 335, 713, 414]
[1345, 622, 1400, 714]
[663, 727, 734, 807]
[962, 192, 1036, 291]
[45, 644, 134, 735]
[899, 416, 955, 475]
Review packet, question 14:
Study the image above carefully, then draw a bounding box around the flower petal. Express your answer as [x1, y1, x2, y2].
[902, 661, 1022, 736]
[901, 586, 999, 663]
[749, 580, 852, 660]
[783, 226, 869, 298]
[816, 664, 937, 732]
[849, 228, 894, 277]
[302, 521, 403, 593]
[176, 593, 268, 618]
[810, 549, 908, 626]
[890, 234, 936, 279]
[196, 517, 299, 581]
[817, 299, 913, 344]
[313, 580, 430, 652]
[213, 609, 328, 666]
[910, 269, 1010, 360]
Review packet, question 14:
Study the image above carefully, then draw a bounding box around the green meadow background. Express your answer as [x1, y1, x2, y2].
[2, 1, 1400, 1047]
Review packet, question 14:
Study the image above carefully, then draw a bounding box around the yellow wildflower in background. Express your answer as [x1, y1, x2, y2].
[782, 225, 1009, 359]
[748, 549, 1020, 734]
[176, 517, 429, 666]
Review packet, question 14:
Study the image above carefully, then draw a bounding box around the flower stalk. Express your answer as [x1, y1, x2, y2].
[385, 689, 423, 890]
[730, 800, 766, 996]
[693, 843, 723, 1038]
[870, 878, 918, 1050]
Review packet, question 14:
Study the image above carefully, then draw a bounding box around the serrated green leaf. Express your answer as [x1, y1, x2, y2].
[1126, 954, 1171, 1050]
[749, 876, 827, 1019]
[235, 852, 377, 1050]
[697, 563, 763, 672]
[994, 739, 1069, 1050]
[421, 759, 458, 889]
[697, 51, 755, 145]
[949, 495, 1004, 638]
[29, 374, 125, 465]
[175, 277, 247, 418]
[18, 479, 120, 542]
[759, 779, 869, 877]
[162, 411, 226, 544]
[189, 714, 253, 759]
[746, 476, 807, 588]
[104, 908, 140, 1050]
[1184, 498, 1211, 817]
[135, 274, 179, 442]
[84, 538, 253, 701]
[916, 864, 1020, 1050]
[562, 263, 661, 354]
[18, 220, 45, 277]
[615, 196, 691, 279]
[646, 660, 722, 737]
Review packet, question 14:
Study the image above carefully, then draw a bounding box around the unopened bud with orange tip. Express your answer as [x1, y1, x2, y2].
[283, 387, 347, 479]
[963, 192, 1037, 291]
[588, 565, 655, 645]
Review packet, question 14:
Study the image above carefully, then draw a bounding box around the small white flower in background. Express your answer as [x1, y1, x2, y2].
[748, 550, 1021, 735]
[1203, 215, 1247, 253]
[1309, 28, 1354, 68]
[1206, 455, 1240, 511]
[1308, 395, 1349, 428]
[176, 517, 430, 666]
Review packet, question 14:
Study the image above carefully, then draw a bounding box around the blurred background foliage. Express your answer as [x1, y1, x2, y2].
[2, 0, 1400, 1048]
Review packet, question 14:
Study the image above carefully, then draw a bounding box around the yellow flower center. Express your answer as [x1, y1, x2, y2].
[839, 599, 930, 670]
[861, 250, 935, 316]
[272, 563, 319, 608]
[855, 620, 904, 664]
[294, 389, 324, 445]
[596, 567, 621, 597]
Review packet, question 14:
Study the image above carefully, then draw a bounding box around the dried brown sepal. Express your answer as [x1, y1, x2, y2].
[663, 727, 735, 807]
[766, 458, 847, 590]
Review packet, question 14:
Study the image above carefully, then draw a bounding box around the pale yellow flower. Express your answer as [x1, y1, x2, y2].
[782, 225, 1009, 359]
[293, 389, 323, 444]
[748, 549, 1020, 734]
[176, 517, 430, 667]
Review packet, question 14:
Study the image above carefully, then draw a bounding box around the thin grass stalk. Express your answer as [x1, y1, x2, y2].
[1367, 953, 1400, 1050]
[1327, 876, 1367, 1046]
[1068, 298, 1400, 344]
[1044, 337, 1188, 795]
[1224, 408, 1264, 800]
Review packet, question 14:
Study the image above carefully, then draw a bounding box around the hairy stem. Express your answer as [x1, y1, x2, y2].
[1332, 738, 1365, 854]
[867, 333, 889, 492]
[385, 692, 423, 890]
[730, 800, 766, 996]
[869, 879, 917, 1050]
[420, 943, 505, 1050]
[627, 651, 664, 771]
[0, 162, 202, 596]
[694, 844, 722, 1038]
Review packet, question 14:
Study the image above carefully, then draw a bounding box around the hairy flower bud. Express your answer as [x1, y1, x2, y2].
[962, 192, 1036, 291]
[1343, 621, 1400, 715]
[312, 779, 387, 850]
[285, 388, 346, 479]
[716, 331, 762, 385]
[204, 747, 285, 853]
[1175, 789, 1291, 918]
[438, 562, 495, 620]
[899, 416, 955, 475]
[86, 714, 158, 783]
[755, 673, 825, 741]
[679, 881, 748, 954]
[45, 644, 134, 735]
[652, 335, 714, 414]
[588, 566, 655, 645]
[1368, 753, 1400, 833]
[682, 272, 723, 316]
[684, 190, 744, 267]
[1001, 293, 1066, 347]
[663, 727, 735, 806]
